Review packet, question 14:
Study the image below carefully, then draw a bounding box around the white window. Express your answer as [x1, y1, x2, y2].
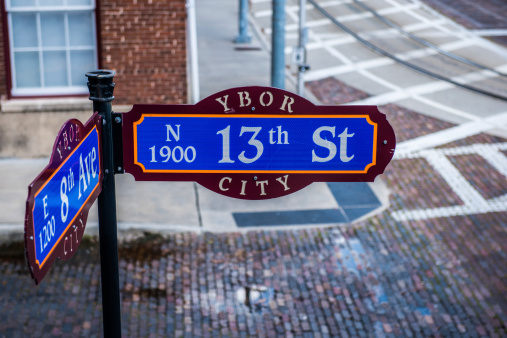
[6, 0, 98, 97]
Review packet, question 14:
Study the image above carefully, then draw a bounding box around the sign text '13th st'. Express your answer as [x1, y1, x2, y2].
[123, 86, 396, 199]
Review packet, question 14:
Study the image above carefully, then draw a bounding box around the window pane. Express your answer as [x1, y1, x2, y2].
[11, 13, 38, 48]
[70, 50, 95, 86]
[14, 52, 41, 88]
[9, 6, 96, 94]
[39, 0, 64, 7]
[40, 13, 65, 47]
[10, 0, 36, 8]
[43, 51, 68, 86]
[68, 12, 93, 47]
[68, 0, 92, 6]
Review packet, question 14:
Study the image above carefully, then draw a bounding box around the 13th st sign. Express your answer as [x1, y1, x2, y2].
[123, 86, 396, 199]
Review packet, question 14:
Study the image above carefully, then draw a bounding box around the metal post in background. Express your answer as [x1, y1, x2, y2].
[186, 0, 200, 103]
[235, 0, 252, 43]
[297, 0, 309, 96]
[271, 0, 286, 89]
[86, 70, 122, 337]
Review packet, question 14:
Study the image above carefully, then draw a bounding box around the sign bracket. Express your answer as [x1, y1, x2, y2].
[112, 112, 124, 174]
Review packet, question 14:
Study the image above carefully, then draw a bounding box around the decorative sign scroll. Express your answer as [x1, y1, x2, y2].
[122, 86, 396, 200]
[25, 113, 103, 284]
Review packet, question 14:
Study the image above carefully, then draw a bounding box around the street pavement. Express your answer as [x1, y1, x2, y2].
[1, 0, 507, 336]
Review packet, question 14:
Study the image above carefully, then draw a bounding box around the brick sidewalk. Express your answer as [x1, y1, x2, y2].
[1, 213, 506, 336]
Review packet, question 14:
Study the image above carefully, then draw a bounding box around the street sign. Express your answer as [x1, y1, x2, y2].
[123, 86, 396, 199]
[22, 72, 393, 335]
[25, 113, 103, 284]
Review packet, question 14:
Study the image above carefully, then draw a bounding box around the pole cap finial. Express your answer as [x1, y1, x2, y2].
[86, 70, 116, 102]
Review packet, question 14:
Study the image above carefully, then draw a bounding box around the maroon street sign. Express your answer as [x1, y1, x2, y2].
[25, 113, 103, 284]
[122, 86, 396, 200]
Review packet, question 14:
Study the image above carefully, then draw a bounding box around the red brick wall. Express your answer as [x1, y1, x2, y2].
[99, 0, 188, 105]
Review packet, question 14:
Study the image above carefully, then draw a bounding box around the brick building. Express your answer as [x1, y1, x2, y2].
[0, 0, 189, 157]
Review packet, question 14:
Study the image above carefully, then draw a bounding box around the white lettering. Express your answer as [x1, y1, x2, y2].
[338, 128, 355, 162]
[64, 237, 68, 255]
[276, 175, 290, 191]
[219, 177, 232, 191]
[160, 146, 171, 162]
[238, 91, 252, 107]
[312, 126, 337, 163]
[184, 146, 196, 162]
[269, 128, 276, 144]
[277, 126, 289, 144]
[68, 168, 74, 190]
[240, 180, 247, 195]
[172, 146, 184, 163]
[56, 141, 63, 160]
[91, 147, 97, 178]
[84, 154, 91, 184]
[217, 126, 235, 163]
[216, 95, 230, 112]
[166, 125, 181, 142]
[78, 154, 88, 199]
[256, 180, 269, 195]
[259, 91, 273, 107]
[151, 145, 197, 163]
[238, 127, 264, 164]
[280, 95, 295, 113]
[43, 195, 49, 219]
[60, 176, 69, 222]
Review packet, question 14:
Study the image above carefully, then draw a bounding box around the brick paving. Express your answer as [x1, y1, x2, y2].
[420, 0, 507, 47]
[1, 210, 506, 336]
[306, 77, 457, 143]
[449, 153, 506, 200]
[377, 104, 455, 143]
[437, 133, 507, 148]
[306, 78, 370, 104]
[385, 158, 464, 210]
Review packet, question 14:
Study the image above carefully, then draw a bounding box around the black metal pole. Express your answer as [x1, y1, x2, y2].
[86, 70, 122, 337]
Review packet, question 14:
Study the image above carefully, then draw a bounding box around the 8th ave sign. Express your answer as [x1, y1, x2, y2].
[25, 113, 102, 284]
[123, 86, 396, 199]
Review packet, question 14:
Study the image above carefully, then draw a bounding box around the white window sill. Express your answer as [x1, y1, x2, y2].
[1, 97, 93, 114]
[1, 97, 134, 114]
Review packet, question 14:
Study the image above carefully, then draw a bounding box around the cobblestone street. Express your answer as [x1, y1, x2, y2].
[1, 202, 506, 336]
[1, 0, 507, 336]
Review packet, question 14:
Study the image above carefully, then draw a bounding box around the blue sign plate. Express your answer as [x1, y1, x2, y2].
[134, 115, 377, 173]
[25, 113, 102, 284]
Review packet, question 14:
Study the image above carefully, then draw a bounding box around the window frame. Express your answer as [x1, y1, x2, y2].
[4, 0, 99, 98]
